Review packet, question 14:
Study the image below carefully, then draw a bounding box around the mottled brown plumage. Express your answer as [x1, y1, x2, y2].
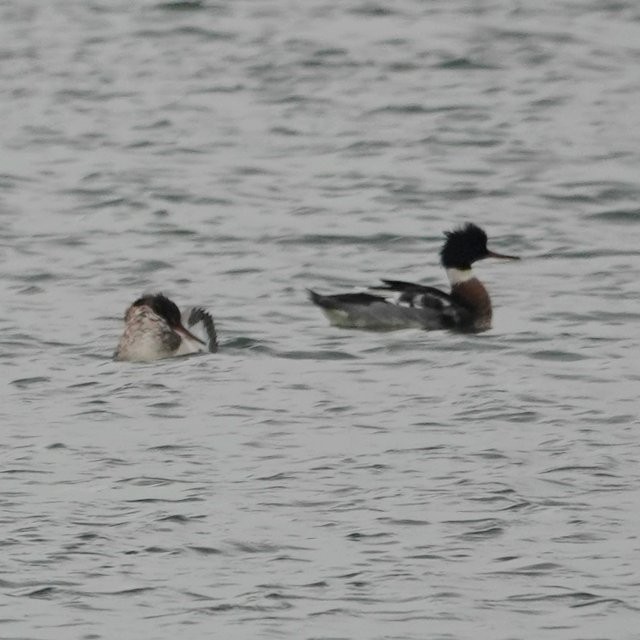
[114, 294, 217, 362]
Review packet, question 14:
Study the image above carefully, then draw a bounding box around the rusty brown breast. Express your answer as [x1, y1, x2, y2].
[450, 277, 492, 331]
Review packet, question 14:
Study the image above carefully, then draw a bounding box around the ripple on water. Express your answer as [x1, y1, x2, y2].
[587, 209, 640, 223]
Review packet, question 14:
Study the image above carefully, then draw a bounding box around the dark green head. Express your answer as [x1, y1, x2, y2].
[440, 223, 518, 269]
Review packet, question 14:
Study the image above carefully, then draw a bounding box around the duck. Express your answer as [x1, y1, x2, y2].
[308, 223, 519, 332]
[114, 293, 217, 361]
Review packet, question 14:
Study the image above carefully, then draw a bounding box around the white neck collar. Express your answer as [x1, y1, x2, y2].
[446, 267, 474, 285]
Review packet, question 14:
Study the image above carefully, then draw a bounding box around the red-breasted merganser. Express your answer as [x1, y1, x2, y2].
[114, 294, 217, 361]
[309, 223, 519, 332]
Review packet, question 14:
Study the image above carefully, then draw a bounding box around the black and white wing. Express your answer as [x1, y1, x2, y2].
[309, 282, 468, 331]
[182, 306, 218, 353]
[372, 279, 453, 310]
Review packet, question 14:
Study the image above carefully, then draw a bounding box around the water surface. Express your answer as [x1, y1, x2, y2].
[2, 1, 640, 638]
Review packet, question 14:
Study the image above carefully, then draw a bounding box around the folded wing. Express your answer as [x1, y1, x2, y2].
[309, 282, 469, 331]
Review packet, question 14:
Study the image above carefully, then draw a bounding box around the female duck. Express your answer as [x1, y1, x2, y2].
[114, 294, 217, 361]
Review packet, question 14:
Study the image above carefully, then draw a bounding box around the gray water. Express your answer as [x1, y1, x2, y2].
[2, 1, 640, 638]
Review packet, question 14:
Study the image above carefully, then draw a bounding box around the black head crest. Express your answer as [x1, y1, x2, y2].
[440, 223, 489, 269]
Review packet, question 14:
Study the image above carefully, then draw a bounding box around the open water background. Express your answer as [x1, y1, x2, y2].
[1, 1, 640, 638]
